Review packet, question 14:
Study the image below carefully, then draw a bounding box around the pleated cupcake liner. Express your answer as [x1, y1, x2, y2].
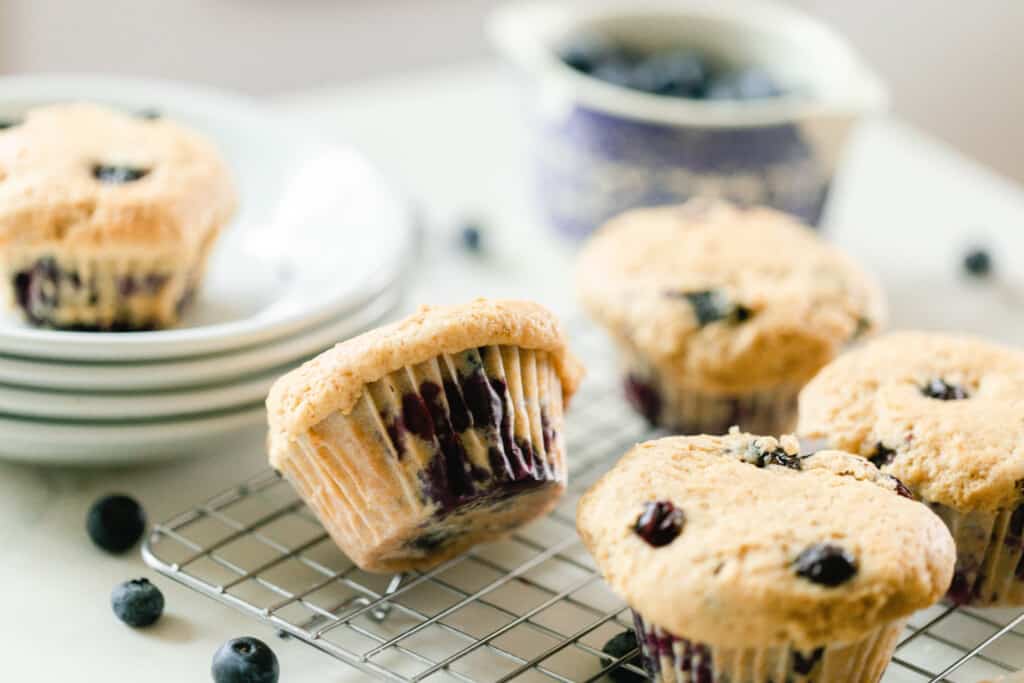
[1, 244, 209, 330]
[928, 501, 1024, 606]
[622, 362, 799, 436]
[276, 343, 569, 573]
[632, 611, 904, 683]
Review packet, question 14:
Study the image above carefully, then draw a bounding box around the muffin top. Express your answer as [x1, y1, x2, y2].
[575, 201, 885, 394]
[576, 430, 954, 649]
[268, 298, 584, 439]
[799, 331, 1024, 512]
[0, 103, 236, 252]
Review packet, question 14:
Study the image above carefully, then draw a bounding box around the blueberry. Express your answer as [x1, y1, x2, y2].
[92, 164, 150, 183]
[963, 247, 992, 277]
[631, 49, 708, 97]
[212, 637, 280, 683]
[559, 34, 621, 75]
[592, 59, 637, 89]
[111, 578, 164, 627]
[792, 647, 825, 675]
[634, 500, 685, 547]
[458, 221, 484, 253]
[0, 118, 21, 130]
[623, 374, 662, 426]
[794, 543, 857, 587]
[706, 67, 784, 100]
[868, 443, 896, 469]
[921, 378, 969, 401]
[758, 447, 802, 470]
[890, 476, 915, 500]
[600, 630, 644, 683]
[668, 289, 752, 326]
[87, 494, 146, 553]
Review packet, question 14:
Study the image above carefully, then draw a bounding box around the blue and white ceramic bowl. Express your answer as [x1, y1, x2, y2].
[490, 0, 888, 239]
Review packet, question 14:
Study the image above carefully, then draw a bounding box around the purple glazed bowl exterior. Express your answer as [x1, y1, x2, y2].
[537, 105, 831, 239]
[491, 1, 889, 241]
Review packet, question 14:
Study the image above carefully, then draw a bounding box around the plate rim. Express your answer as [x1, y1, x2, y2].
[0, 275, 404, 392]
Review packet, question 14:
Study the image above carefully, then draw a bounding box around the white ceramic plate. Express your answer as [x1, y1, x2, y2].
[0, 75, 415, 361]
[0, 280, 403, 392]
[0, 405, 266, 464]
[0, 285, 403, 419]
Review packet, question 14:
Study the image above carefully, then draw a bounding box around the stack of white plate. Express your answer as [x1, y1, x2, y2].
[0, 75, 416, 464]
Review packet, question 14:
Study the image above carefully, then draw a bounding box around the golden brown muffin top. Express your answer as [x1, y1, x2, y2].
[577, 430, 955, 649]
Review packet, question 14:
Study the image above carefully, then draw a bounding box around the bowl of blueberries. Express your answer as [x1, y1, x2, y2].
[491, 0, 887, 239]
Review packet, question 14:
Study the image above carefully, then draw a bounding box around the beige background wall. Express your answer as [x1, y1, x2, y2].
[2, 0, 1022, 183]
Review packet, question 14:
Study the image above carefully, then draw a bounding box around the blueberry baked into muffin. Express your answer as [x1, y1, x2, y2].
[576, 200, 885, 435]
[0, 103, 236, 330]
[267, 299, 584, 573]
[799, 331, 1024, 606]
[577, 429, 954, 683]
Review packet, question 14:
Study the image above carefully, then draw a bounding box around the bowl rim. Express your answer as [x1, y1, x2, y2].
[489, 0, 889, 128]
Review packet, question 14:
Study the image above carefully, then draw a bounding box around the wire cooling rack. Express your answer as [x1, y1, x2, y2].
[143, 322, 1024, 682]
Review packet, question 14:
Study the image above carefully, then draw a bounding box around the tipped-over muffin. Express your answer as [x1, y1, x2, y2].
[576, 200, 885, 435]
[799, 331, 1024, 606]
[0, 103, 236, 330]
[267, 299, 584, 573]
[577, 429, 954, 682]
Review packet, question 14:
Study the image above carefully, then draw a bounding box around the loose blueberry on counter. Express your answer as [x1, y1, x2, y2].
[600, 630, 645, 683]
[87, 494, 146, 553]
[212, 637, 280, 683]
[457, 220, 484, 254]
[922, 378, 969, 401]
[111, 578, 164, 627]
[963, 247, 992, 278]
[634, 500, 685, 547]
[92, 164, 150, 183]
[794, 543, 857, 587]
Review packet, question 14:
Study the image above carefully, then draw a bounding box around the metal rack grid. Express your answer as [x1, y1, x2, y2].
[143, 322, 1024, 682]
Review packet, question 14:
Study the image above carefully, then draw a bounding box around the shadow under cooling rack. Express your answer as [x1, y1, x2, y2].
[143, 322, 1024, 682]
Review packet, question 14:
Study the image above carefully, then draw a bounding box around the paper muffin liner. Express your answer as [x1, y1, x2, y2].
[275, 344, 569, 573]
[632, 611, 904, 683]
[622, 362, 799, 436]
[926, 501, 1024, 606]
[0, 242, 215, 331]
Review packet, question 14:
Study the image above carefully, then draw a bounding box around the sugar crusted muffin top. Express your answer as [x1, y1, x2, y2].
[0, 103, 236, 252]
[576, 430, 954, 649]
[799, 331, 1024, 512]
[575, 201, 885, 394]
[267, 299, 585, 439]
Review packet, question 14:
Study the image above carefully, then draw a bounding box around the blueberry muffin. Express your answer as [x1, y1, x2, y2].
[576, 200, 885, 435]
[577, 429, 954, 683]
[267, 299, 584, 573]
[799, 331, 1024, 606]
[0, 103, 236, 330]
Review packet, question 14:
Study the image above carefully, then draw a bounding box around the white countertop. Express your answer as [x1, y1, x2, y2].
[5, 61, 1024, 681]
